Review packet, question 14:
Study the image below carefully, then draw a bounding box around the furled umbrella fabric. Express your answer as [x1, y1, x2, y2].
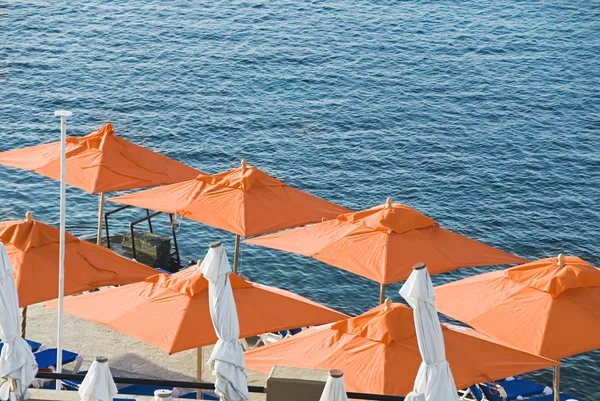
[200, 243, 248, 401]
[0, 218, 157, 307]
[46, 266, 347, 354]
[435, 255, 600, 360]
[0, 123, 201, 194]
[108, 162, 350, 237]
[246, 200, 526, 285]
[0, 243, 38, 401]
[244, 303, 557, 397]
[78, 357, 117, 401]
[319, 372, 349, 401]
[399, 265, 457, 401]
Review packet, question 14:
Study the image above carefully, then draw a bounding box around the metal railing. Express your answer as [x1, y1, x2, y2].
[103, 205, 181, 268]
[35, 372, 406, 400]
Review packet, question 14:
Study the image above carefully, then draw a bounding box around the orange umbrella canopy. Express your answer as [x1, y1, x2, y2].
[245, 303, 557, 396]
[47, 267, 348, 354]
[0, 217, 157, 307]
[0, 123, 201, 194]
[246, 200, 526, 284]
[435, 255, 600, 360]
[108, 162, 351, 237]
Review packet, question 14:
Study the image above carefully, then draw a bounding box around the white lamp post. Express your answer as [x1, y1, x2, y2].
[53, 110, 72, 390]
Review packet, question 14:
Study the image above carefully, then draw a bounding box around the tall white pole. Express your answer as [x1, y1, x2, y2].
[54, 110, 72, 390]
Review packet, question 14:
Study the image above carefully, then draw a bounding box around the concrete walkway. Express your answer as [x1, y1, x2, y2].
[26, 303, 268, 400]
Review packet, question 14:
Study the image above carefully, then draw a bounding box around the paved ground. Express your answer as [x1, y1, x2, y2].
[26, 303, 268, 400]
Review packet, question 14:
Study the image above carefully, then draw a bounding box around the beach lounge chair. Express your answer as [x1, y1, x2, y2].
[0, 339, 44, 353]
[478, 383, 507, 401]
[242, 326, 307, 350]
[459, 385, 483, 400]
[491, 377, 551, 400]
[278, 327, 303, 337]
[30, 348, 84, 389]
[34, 348, 83, 372]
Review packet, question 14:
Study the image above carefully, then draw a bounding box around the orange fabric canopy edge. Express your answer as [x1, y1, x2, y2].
[435, 255, 600, 360]
[45, 267, 348, 354]
[0, 123, 202, 194]
[108, 164, 351, 237]
[0, 218, 157, 307]
[244, 303, 557, 397]
[246, 202, 526, 284]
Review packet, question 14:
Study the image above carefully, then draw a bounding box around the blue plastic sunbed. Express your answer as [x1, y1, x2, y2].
[465, 385, 483, 400]
[59, 373, 86, 391]
[278, 327, 303, 337]
[0, 339, 43, 353]
[34, 348, 79, 369]
[26, 339, 42, 352]
[493, 378, 547, 400]
[478, 383, 507, 401]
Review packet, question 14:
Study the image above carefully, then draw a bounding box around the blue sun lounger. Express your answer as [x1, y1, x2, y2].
[459, 385, 484, 400]
[492, 378, 548, 400]
[34, 348, 80, 370]
[479, 382, 585, 401]
[0, 339, 43, 353]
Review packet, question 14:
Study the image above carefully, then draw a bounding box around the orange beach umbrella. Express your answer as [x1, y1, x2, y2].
[244, 302, 557, 397]
[47, 265, 348, 354]
[0, 123, 201, 194]
[109, 159, 350, 271]
[1, 214, 157, 307]
[0, 123, 202, 244]
[435, 254, 600, 361]
[246, 198, 526, 302]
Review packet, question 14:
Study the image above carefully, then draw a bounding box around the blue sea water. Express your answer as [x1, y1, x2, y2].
[1, 0, 599, 397]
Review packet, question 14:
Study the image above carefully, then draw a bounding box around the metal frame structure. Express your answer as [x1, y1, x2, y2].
[103, 205, 181, 269]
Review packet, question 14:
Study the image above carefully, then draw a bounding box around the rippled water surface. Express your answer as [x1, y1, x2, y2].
[2, 1, 599, 397]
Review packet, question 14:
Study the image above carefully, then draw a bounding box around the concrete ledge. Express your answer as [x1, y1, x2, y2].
[266, 366, 329, 401]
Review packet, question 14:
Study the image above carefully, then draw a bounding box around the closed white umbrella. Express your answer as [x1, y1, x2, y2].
[78, 356, 117, 401]
[0, 243, 38, 401]
[200, 241, 249, 401]
[399, 263, 458, 401]
[319, 370, 348, 401]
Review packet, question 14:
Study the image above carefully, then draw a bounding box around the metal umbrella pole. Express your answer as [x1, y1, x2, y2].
[233, 234, 241, 274]
[54, 110, 72, 390]
[96, 192, 105, 245]
[554, 362, 560, 401]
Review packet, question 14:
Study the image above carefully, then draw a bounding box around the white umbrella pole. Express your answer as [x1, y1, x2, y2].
[54, 110, 72, 390]
[233, 234, 241, 274]
[553, 362, 560, 401]
[96, 192, 105, 245]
